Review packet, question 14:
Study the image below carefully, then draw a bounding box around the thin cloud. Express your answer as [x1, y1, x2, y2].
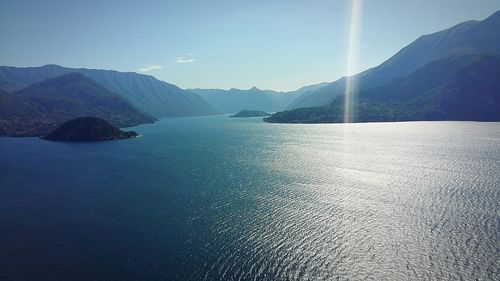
[138, 64, 164, 72]
[176, 57, 195, 64]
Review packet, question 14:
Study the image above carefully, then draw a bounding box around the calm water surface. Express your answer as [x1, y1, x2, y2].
[1, 116, 499, 280]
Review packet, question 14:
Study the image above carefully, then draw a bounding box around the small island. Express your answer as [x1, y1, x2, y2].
[230, 110, 271, 118]
[42, 117, 138, 142]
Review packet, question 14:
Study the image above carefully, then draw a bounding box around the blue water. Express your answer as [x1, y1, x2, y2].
[1, 116, 499, 280]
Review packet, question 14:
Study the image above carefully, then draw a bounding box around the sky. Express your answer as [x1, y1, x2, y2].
[1, 0, 499, 91]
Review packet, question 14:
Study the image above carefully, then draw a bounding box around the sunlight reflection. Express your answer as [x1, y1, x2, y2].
[344, 0, 363, 123]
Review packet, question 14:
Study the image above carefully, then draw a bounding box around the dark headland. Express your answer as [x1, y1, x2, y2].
[42, 117, 138, 142]
[230, 110, 271, 118]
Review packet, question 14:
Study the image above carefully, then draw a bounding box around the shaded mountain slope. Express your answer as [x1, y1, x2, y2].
[265, 55, 500, 123]
[0, 73, 154, 136]
[287, 11, 500, 109]
[0, 65, 217, 118]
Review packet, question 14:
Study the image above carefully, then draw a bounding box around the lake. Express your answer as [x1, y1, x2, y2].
[1, 116, 499, 280]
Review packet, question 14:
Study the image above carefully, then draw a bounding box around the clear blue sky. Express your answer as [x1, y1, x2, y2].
[1, 0, 499, 91]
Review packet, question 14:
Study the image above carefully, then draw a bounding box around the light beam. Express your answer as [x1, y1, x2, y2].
[344, 0, 363, 123]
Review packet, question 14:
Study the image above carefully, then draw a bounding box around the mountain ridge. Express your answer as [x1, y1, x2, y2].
[0, 65, 217, 118]
[265, 54, 500, 123]
[286, 10, 500, 110]
[190, 82, 328, 113]
[0, 73, 154, 136]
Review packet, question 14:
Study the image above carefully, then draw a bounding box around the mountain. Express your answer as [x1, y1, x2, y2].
[230, 110, 271, 118]
[191, 87, 277, 113]
[190, 82, 328, 113]
[266, 82, 330, 110]
[286, 79, 347, 109]
[0, 73, 154, 136]
[287, 82, 331, 95]
[42, 117, 138, 142]
[287, 11, 500, 109]
[0, 65, 217, 118]
[264, 54, 500, 123]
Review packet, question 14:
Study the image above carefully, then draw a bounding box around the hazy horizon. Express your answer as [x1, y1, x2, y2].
[1, 0, 499, 91]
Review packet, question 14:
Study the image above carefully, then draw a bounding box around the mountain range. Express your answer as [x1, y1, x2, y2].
[0, 65, 219, 136]
[265, 11, 500, 123]
[1, 11, 499, 135]
[189, 82, 328, 113]
[0, 73, 154, 136]
[0, 64, 217, 118]
[266, 54, 500, 123]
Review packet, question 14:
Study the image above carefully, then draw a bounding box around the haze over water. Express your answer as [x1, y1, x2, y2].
[1, 116, 499, 280]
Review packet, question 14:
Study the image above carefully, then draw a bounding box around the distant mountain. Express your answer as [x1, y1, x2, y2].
[0, 65, 217, 118]
[288, 82, 331, 95]
[42, 116, 138, 142]
[288, 11, 500, 109]
[0, 73, 154, 136]
[286, 79, 347, 109]
[264, 54, 500, 123]
[266, 82, 330, 110]
[190, 82, 328, 113]
[230, 110, 271, 118]
[191, 87, 277, 113]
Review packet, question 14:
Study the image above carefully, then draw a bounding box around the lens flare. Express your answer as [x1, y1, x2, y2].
[344, 0, 363, 123]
